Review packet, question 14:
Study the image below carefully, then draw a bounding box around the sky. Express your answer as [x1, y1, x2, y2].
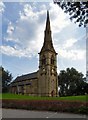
[0, 1, 86, 80]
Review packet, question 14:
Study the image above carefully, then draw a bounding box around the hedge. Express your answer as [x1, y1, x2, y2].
[2, 99, 88, 114]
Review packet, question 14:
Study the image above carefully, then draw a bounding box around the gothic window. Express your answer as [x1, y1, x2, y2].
[51, 55, 54, 64]
[42, 55, 46, 65]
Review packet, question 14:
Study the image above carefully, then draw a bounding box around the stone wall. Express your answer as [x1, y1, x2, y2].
[10, 78, 38, 96]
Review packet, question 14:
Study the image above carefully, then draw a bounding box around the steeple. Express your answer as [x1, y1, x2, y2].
[39, 10, 56, 54]
[45, 10, 51, 31]
[38, 11, 58, 97]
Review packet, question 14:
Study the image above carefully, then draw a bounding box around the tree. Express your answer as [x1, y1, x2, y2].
[54, 1, 88, 27]
[0, 66, 12, 93]
[58, 67, 88, 96]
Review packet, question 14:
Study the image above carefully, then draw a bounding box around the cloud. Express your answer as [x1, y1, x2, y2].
[3, 3, 46, 57]
[49, 3, 70, 33]
[0, 45, 32, 58]
[2, 2, 86, 62]
[55, 37, 86, 61]
[63, 38, 78, 49]
[58, 49, 86, 60]
[0, 1, 5, 13]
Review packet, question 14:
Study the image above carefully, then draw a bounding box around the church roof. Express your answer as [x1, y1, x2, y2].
[39, 10, 57, 54]
[11, 71, 38, 84]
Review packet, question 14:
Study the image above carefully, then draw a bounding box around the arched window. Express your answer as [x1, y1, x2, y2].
[51, 55, 54, 64]
[42, 55, 46, 65]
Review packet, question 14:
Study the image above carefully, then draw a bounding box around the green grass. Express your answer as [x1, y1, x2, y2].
[0, 93, 88, 102]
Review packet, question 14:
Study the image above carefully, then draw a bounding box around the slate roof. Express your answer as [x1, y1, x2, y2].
[12, 71, 38, 84]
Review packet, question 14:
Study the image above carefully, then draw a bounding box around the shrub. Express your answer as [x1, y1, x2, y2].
[78, 106, 88, 114]
[2, 99, 88, 114]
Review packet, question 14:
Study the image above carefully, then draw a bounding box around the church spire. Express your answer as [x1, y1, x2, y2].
[45, 10, 51, 31]
[39, 10, 56, 54]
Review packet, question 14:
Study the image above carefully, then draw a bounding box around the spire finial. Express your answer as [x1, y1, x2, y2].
[47, 10, 49, 20]
[46, 10, 50, 31]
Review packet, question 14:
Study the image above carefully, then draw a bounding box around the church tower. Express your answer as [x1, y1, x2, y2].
[38, 11, 58, 97]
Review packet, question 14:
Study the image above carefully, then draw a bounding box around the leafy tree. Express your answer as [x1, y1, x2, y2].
[0, 66, 12, 93]
[58, 67, 88, 96]
[54, 1, 88, 27]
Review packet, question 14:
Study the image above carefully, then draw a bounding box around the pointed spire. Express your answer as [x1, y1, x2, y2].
[45, 10, 51, 31]
[47, 10, 49, 19]
[39, 10, 56, 54]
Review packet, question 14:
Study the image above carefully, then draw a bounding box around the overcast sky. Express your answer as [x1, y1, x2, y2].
[0, 1, 86, 79]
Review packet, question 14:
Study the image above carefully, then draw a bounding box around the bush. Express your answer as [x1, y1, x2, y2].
[78, 106, 88, 114]
[2, 99, 88, 114]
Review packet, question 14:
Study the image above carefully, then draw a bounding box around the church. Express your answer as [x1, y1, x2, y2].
[10, 11, 58, 97]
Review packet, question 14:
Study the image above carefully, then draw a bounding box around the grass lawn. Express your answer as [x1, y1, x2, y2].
[0, 93, 88, 102]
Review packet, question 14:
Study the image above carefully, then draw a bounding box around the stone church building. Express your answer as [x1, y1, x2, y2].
[10, 11, 58, 97]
